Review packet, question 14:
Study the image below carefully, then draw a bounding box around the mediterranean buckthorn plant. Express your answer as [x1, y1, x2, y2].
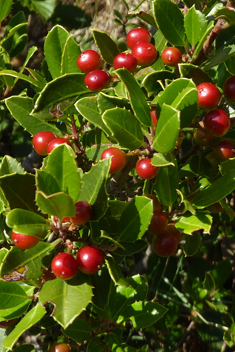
[1, 0, 235, 351]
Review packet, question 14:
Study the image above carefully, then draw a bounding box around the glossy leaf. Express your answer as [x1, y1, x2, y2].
[0, 281, 28, 309]
[36, 191, 75, 219]
[6, 209, 50, 238]
[36, 170, 61, 196]
[183, 231, 201, 256]
[92, 30, 120, 65]
[220, 158, 235, 175]
[184, 5, 201, 46]
[5, 96, 63, 136]
[0, 0, 13, 22]
[178, 63, 211, 86]
[151, 153, 176, 167]
[0, 156, 24, 176]
[102, 107, 144, 150]
[154, 0, 186, 46]
[172, 87, 198, 128]
[97, 92, 130, 114]
[0, 70, 43, 89]
[116, 68, 151, 126]
[154, 165, 179, 207]
[214, 7, 235, 26]
[142, 70, 176, 96]
[193, 21, 214, 59]
[61, 35, 81, 75]
[118, 196, 152, 243]
[62, 317, 90, 342]
[30, 0, 57, 21]
[153, 104, 180, 154]
[78, 159, 110, 220]
[2, 304, 46, 350]
[39, 277, 93, 329]
[105, 255, 131, 287]
[175, 213, 212, 235]
[203, 45, 235, 70]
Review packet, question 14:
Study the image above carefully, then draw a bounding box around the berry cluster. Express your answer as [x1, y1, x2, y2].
[33, 131, 71, 156]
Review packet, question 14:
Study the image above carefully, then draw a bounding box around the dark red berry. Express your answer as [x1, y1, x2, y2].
[51, 252, 79, 280]
[213, 139, 235, 162]
[49, 342, 71, 352]
[197, 82, 221, 110]
[148, 210, 168, 235]
[76, 246, 104, 274]
[132, 42, 158, 67]
[76, 50, 102, 73]
[101, 147, 126, 174]
[12, 231, 40, 249]
[126, 27, 151, 49]
[32, 131, 56, 156]
[84, 70, 110, 92]
[136, 158, 158, 180]
[223, 75, 235, 101]
[47, 137, 72, 154]
[145, 194, 161, 211]
[161, 47, 182, 66]
[152, 232, 178, 257]
[113, 52, 137, 73]
[70, 201, 92, 225]
[203, 109, 230, 137]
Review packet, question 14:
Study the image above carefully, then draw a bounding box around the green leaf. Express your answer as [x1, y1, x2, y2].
[154, 165, 179, 207]
[42, 144, 81, 202]
[118, 196, 153, 243]
[92, 30, 120, 65]
[172, 87, 198, 128]
[116, 68, 151, 126]
[36, 191, 75, 219]
[105, 255, 131, 287]
[0, 70, 43, 89]
[184, 5, 201, 46]
[192, 171, 235, 208]
[78, 159, 110, 220]
[183, 231, 201, 256]
[62, 316, 90, 342]
[153, 0, 186, 46]
[142, 70, 176, 96]
[32, 73, 88, 118]
[61, 35, 81, 75]
[203, 45, 235, 70]
[105, 333, 138, 352]
[175, 213, 212, 235]
[2, 304, 46, 350]
[102, 108, 144, 150]
[0, 241, 56, 282]
[5, 96, 63, 136]
[153, 104, 180, 154]
[44, 25, 70, 79]
[137, 12, 158, 29]
[0, 173, 38, 212]
[87, 337, 106, 352]
[36, 170, 61, 196]
[30, 0, 57, 22]
[178, 63, 211, 86]
[214, 7, 235, 26]
[193, 21, 214, 59]
[0, 156, 24, 176]
[97, 92, 130, 114]
[6, 209, 50, 238]
[75, 96, 110, 135]
[151, 153, 176, 167]
[220, 158, 235, 175]
[39, 277, 93, 329]
[121, 301, 167, 328]
[0, 0, 13, 22]
[0, 281, 28, 309]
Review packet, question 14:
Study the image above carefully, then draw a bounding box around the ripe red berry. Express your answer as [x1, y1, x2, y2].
[49, 342, 71, 352]
[47, 137, 72, 154]
[126, 27, 151, 49]
[145, 194, 161, 211]
[150, 107, 158, 126]
[152, 232, 178, 257]
[165, 223, 183, 243]
[223, 76, 235, 101]
[132, 42, 158, 67]
[51, 252, 79, 280]
[32, 131, 56, 156]
[101, 147, 126, 174]
[213, 139, 235, 162]
[113, 52, 137, 73]
[136, 158, 158, 180]
[203, 109, 230, 137]
[12, 231, 40, 249]
[148, 210, 168, 235]
[193, 128, 214, 146]
[161, 47, 182, 66]
[70, 201, 92, 225]
[76, 50, 102, 73]
[76, 246, 104, 274]
[84, 70, 110, 92]
[197, 82, 221, 110]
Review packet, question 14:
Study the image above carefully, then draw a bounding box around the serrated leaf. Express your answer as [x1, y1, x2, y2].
[102, 107, 144, 150]
[175, 213, 212, 235]
[151, 153, 176, 167]
[6, 209, 50, 238]
[62, 317, 90, 342]
[203, 45, 235, 70]
[153, 104, 180, 154]
[36, 191, 75, 219]
[5, 96, 63, 136]
[184, 5, 201, 46]
[2, 304, 46, 350]
[61, 35, 81, 75]
[154, 165, 179, 207]
[154, 0, 186, 46]
[116, 68, 151, 126]
[78, 159, 110, 220]
[0, 281, 28, 309]
[105, 255, 131, 287]
[75, 96, 110, 135]
[172, 87, 198, 128]
[178, 63, 211, 86]
[118, 196, 152, 243]
[192, 171, 235, 208]
[36, 169, 61, 196]
[0, 0, 13, 22]
[0, 156, 24, 176]
[92, 30, 120, 65]
[39, 277, 93, 329]
[142, 70, 176, 96]
[97, 92, 130, 114]
[42, 144, 81, 202]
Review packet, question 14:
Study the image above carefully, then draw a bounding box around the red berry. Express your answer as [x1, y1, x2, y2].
[161, 47, 182, 66]
[152, 232, 178, 257]
[132, 42, 158, 67]
[101, 147, 126, 174]
[223, 75, 235, 101]
[47, 137, 72, 154]
[150, 107, 158, 127]
[49, 342, 71, 352]
[148, 210, 168, 235]
[207, 202, 223, 213]
[76, 50, 102, 73]
[84, 70, 110, 92]
[165, 223, 183, 243]
[0, 319, 17, 329]
[76, 246, 104, 274]
[197, 82, 221, 110]
[51, 252, 79, 280]
[12, 231, 40, 249]
[213, 139, 235, 162]
[32, 131, 56, 156]
[193, 128, 214, 146]
[113, 52, 137, 73]
[126, 27, 151, 49]
[203, 109, 230, 137]
[70, 201, 92, 225]
[136, 158, 158, 180]
[145, 194, 161, 211]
